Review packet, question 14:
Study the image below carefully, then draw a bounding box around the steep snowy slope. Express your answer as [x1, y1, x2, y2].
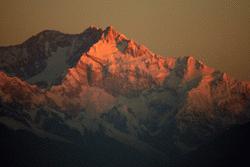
[0, 26, 102, 87]
[0, 26, 249, 166]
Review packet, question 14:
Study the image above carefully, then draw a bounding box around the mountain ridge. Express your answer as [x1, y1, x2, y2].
[0, 26, 249, 166]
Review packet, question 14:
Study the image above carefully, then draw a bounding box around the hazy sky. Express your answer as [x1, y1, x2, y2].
[0, 0, 249, 80]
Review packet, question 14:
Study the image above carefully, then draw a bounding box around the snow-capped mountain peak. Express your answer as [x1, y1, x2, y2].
[0, 26, 249, 166]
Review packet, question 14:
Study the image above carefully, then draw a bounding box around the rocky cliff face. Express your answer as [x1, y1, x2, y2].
[0, 26, 102, 87]
[0, 26, 249, 164]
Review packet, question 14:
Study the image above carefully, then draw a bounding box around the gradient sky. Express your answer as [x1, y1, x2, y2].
[0, 0, 249, 80]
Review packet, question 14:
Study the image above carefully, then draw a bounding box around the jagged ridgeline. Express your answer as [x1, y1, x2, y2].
[0, 26, 250, 167]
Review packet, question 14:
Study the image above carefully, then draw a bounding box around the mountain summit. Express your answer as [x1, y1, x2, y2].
[0, 26, 249, 167]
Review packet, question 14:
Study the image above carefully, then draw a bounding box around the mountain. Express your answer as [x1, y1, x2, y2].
[0, 26, 249, 167]
[0, 27, 102, 87]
